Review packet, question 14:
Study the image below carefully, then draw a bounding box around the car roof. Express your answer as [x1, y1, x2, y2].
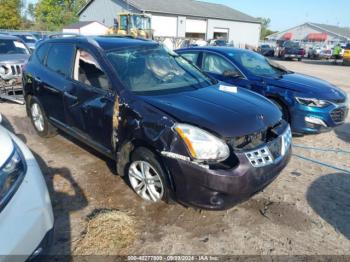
[39, 35, 158, 52]
[177, 46, 252, 56]
[0, 34, 22, 41]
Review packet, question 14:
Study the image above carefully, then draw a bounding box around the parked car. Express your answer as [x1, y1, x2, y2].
[343, 43, 350, 66]
[0, 114, 54, 260]
[176, 47, 349, 134]
[208, 39, 228, 46]
[308, 45, 333, 60]
[0, 34, 30, 104]
[258, 44, 274, 57]
[23, 36, 292, 210]
[277, 41, 305, 61]
[11, 33, 38, 51]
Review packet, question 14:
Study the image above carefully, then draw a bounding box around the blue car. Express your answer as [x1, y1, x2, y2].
[176, 47, 349, 134]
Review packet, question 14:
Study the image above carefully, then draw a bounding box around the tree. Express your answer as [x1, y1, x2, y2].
[0, 0, 22, 29]
[257, 17, 277, 40]
[34, 0, 88, 31]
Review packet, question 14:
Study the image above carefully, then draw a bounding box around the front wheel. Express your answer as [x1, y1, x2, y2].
[128, 147, 172, 203]
[271, 99, 290, 123]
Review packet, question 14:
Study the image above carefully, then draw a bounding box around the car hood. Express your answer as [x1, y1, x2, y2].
[0, 125, 14, 168]
[140, 83, 282, 138]
[266, 73, 346, 100]
[0, 54, 29, 64]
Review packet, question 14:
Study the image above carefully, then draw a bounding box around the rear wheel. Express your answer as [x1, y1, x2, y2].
[29, 97, 57, 138]
[128, 147, 172, 203]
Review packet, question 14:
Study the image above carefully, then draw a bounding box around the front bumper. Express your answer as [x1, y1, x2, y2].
[290, 102, 349, 134]
[0, 128, 54, 261]
[163, 127, 292, 210]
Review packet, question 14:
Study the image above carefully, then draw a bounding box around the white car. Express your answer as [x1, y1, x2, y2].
[0, 114, 54, 261]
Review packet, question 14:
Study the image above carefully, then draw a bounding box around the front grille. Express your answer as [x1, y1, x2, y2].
[8, 65, 22, 76]
[230, 121, 284, 151]
[245, 125, 291, 168]
[331, 107, 348, 123]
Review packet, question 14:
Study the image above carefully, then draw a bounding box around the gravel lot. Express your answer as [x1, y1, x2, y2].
[0, 59, 349, 256]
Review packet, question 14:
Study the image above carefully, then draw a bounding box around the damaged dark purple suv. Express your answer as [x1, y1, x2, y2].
[23, 36, 292, 210]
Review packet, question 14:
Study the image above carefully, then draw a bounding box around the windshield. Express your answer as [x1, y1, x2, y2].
[0, 39, 30, 55]
[130, 15, 151, 30]
[107, 46, 216, 94]
[15, 35, 37, 44]
[229, 51, 289, 77]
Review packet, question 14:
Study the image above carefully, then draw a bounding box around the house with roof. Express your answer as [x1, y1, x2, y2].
[63, 21, 109, 36]
[267, 22, 350, 43]
[78, 0, 261, 47]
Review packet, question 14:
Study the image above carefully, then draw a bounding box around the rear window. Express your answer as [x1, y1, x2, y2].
[36, 43, 50, 64]
[46, 44, 75, 77]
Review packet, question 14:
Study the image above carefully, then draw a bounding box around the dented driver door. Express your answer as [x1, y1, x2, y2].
[63, 47, 115, 155]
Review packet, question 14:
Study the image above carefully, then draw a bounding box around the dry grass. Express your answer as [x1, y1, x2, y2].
[74, 209, 136, 255]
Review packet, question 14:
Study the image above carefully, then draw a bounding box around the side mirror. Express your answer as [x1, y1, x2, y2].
[223, 70, 242, 79]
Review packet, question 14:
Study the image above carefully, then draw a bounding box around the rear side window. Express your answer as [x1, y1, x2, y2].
[202, 53, 235, 75]
[36, 43, 50, 64]
[47, 44, 75, 77]
[181, 52, 199, 64]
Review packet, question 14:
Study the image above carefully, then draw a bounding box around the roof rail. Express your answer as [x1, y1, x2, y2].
[48, 33, 81, 39]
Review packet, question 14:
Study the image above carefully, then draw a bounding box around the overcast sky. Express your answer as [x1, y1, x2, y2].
[26, 0, 350, 31]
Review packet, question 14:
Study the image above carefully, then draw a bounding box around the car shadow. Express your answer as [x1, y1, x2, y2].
[306, 173, 350, 240]
[32, 151, 88, 256]
[334, 123, 350, 143]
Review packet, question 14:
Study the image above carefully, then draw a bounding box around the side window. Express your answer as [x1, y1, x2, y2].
[73, 49, 110, 91]
[36, 43, 50, 64]
[47, 44, 74, 77]
[181, 52, 199, 64]
[202, 53, 237, 75]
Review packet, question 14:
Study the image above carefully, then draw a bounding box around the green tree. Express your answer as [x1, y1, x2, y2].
[0, 0, 22, 29]
[257, 17, 277, 40]
[34, 0, 88, 31]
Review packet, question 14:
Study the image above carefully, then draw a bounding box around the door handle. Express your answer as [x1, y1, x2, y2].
[34, 77, 42, 84]
[64, 91, 78, 101]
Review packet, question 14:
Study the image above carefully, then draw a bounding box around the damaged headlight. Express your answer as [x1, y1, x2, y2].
[175, 124, 230, 162]
[296, 97, 330, 108]
[0, 144, 26, 211]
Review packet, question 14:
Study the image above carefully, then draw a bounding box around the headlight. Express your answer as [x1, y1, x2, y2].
[295, 97, 330, 108]
[0, 144, 26, 210]
[174, 123, 230, 162]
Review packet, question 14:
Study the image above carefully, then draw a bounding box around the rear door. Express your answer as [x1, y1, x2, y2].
[36, 43, 75, 124]
[63, 45, 115, 153]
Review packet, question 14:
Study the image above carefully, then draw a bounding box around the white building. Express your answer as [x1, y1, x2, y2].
[267, 22, 350, 43]
[63, 21, 109, 36]
[78, 0, 261, 47]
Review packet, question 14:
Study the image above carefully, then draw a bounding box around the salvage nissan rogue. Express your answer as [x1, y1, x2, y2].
[23, 36, 292, 210]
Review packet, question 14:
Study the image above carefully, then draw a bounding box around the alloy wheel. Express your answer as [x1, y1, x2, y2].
[31, 103, 44, 132]
[128, 160, 164, 202]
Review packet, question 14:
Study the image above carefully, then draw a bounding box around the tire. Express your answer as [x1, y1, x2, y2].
[29, 97, 57, 138]
[128, 147, 172, 203]
[271, 98, 290, 123]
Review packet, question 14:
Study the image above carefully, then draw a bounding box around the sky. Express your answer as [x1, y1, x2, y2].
[26, 0, 350, 31]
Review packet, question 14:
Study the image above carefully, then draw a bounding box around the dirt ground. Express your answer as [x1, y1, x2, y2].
[0, 59, 349, 256]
